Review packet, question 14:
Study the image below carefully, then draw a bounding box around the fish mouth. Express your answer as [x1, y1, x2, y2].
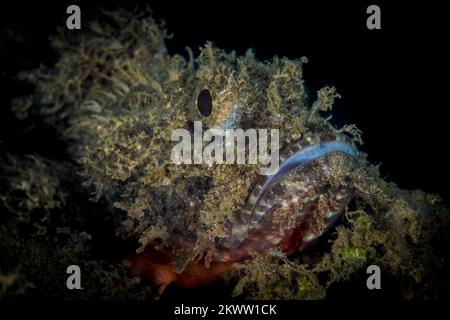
[215, 132, 359, 257]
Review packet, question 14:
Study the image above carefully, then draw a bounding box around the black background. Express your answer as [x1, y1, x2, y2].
[1, 0, 448, 204]
[0, 0, 448, 308]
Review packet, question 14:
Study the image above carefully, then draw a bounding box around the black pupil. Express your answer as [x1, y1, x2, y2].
[197, 89, 213, 117]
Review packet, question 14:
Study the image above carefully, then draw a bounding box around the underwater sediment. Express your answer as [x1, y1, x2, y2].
[1, 9, 449, 299]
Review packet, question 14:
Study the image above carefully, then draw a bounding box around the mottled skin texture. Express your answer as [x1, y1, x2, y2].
[127, 132, 358, 295]
[10, 10, 362, 296]
[3, 9, 449, 300]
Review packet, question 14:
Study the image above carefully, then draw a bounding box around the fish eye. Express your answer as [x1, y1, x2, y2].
[197, 89, 213, 117]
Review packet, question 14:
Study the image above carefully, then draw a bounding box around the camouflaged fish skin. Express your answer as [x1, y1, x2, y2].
[12, 9, 358, 256]
[5, 9, 448, 299]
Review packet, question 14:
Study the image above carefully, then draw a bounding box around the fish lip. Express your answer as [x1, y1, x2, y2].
[218, 133, 359, 251]
[247, 139, 358, 225]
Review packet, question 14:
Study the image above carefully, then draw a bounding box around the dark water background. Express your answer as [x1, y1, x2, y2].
[1, 0, 447, 202]
[0, 0, 448, 301]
